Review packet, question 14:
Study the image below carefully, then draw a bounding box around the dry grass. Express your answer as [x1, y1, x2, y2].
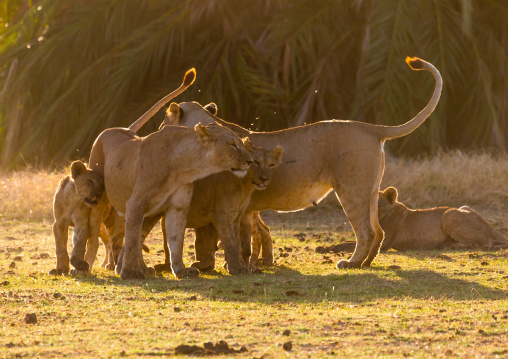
[382, 150, 508, 210]
[1, 150, 508, 222]
[0, 169, 64, 221]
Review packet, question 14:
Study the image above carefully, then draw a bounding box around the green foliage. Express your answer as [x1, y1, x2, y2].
[0, 0, 507, 167]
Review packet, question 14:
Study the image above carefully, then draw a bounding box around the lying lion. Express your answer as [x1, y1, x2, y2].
[378, 187, 508, 250]
[151, 137, 283, 274]
[50, 161, 111, 275]
[86, 70, 254, 279]
[171, 57, 443, 269]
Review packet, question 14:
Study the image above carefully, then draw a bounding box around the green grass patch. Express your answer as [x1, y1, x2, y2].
[1, 216, 508, 358]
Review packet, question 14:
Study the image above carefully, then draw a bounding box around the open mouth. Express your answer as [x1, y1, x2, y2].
[252, 182, 268, 190]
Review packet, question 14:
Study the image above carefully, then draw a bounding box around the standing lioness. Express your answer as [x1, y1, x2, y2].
[172, 57, 443, 269]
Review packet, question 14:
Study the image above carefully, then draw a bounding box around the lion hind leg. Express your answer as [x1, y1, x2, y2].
[334, 185, 379, 269]
[249, 212, 262, 267]
[256, 212, 274, 266]
[443, 207, 507, 249]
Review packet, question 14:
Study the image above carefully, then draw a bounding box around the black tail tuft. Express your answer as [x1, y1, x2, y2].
[405, 57, 425, 70]
[183, 68, 196, 86]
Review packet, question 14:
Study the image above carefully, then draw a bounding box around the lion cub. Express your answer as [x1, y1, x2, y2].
[155, 140, 283, 274]
[50, 161, 112, 275]
[378, 187, 507, 251]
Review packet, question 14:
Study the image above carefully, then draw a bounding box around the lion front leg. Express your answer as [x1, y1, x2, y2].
[191, 224, 219, 272]
[83, 199, 108, 272]
[215, 215, 248, 275]
[50, 221, 70, 275]
[165, 185, 199, 278]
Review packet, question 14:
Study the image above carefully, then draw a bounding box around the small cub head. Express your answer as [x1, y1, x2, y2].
[247, 144, 284, 190]
[377, 187, 399, 221]
[194, 122, 253, 176]
[71, 161, 104, 207]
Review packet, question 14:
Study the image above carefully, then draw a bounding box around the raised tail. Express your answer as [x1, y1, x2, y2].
[128, 68, 196, 133]
[376, 57, 442, 141]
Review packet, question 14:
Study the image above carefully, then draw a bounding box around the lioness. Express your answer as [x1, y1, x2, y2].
[87, 73, 253, 280]
[378, 187, 508, 250]
[50, 161, 111, 275]
[151, 139, 283, 274]
[169, 57, 443, 269]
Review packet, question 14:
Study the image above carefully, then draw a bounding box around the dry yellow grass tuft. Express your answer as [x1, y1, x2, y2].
[0, 169, 65, 221]
[382, 150, 508, 210]
[1, 151, 507, 222]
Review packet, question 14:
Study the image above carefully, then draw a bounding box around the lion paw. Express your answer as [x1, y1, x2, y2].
[70, 259, 89, 272]
[190, 261, 215, 272]
[142, 266, 155, 275]
[336, 259, 361, 269]
[261, 256, 274, 267]
[227, 264, 249, 275]
[48, 268, 69, 275]
[174, 267, 200, 279]
[105, 263, 115, 271]
[154, 263, 173, 273]
[248, 264, 263, 274]
[70, 268, 89, 275]
[120, 268, 146, 280]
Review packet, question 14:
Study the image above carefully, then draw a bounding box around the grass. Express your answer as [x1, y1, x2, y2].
[1, 151, 508, 358]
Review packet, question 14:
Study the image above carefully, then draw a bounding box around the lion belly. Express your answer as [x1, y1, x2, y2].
[250, 182, 333, 212]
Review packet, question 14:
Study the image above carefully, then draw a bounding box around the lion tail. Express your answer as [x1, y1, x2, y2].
[128, 68, 196, 133]
[376, 57, 442, 141]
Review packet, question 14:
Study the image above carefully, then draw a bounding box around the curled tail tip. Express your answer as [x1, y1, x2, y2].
[405, 57, 426, 70]
[183, 68, 196, 86]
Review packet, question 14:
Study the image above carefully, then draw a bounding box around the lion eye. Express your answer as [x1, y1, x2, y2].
[253, 160, 260, 166]
[231, 143, 238, 150]
[86, 179, 94, 185]
[269, 164, 275, 168]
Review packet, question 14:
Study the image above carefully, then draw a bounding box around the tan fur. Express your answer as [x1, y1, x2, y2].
[152, 141, 283, 274]
[172, 57, 443, 269]
[250, 211, 273, 266]
[378, 187, 507, 250]
[50, 161, 112, 275]
[87, 119, 253, 280]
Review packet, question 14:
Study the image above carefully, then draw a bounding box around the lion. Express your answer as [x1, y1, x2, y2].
[85, 69, 254, 279]
[169, 57, 443, 269]
[50, 160, 112, 275]
[151, 139, 283, 274]
[249, 211, 273, 266]
[378, 187, 508, 250]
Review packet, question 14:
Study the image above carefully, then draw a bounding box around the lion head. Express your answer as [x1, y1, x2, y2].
[243, 140, 283, 190]
[71, 161, 104, 207]
[377, 187, 399, 221]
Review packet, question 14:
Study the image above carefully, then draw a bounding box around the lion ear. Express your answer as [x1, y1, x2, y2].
[383, 187, 398, 205]
[164, 102, 183, 126]
[272, 145, 284, 164]
[71, 161, 87, 180]
[194, 122, 212, 144]
[242, 137, 252, 152]
[204, 103, 218, 116]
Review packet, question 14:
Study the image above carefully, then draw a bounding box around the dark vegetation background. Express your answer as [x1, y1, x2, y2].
[0, 0, 507, 168]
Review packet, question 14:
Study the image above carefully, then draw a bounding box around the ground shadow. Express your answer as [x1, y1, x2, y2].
[69, 263, 508, 304]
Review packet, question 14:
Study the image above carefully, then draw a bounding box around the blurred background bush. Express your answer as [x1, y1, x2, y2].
[1, 0, 507, 168]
